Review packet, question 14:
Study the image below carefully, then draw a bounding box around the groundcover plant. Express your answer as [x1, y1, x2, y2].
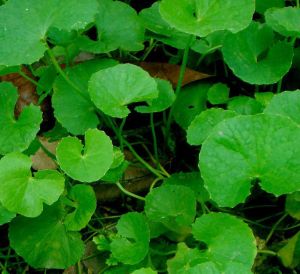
[0, 0, 300, 273]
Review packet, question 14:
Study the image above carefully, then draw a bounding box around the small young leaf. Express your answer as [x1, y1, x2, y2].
[145, 185, 196, 231]
[278, 231, 300, 268]
[254, 92, 274, 107]
[131, 268, 157, 274]
[187, 108, 237, 145]
[0, 152, 64, 217]
[53, 59, 118, 135]
[0, 82, 42, 155]
[227, 96, 263, 115]
[64, 185, 97, 231]
[159, 0, 255, 37]
[285, 192, 300, 220]
[222, 22, 293, 85]
[199, 114, 300, 207]
[192, 213, 256, 273]
[264, 90, 300, 124]
[56, 129, 113, 183]
[265, 7, 300, 38]
[9, 202, 84, 269]
[89, 64, 159, 118]
[0, 202, 16, 225]
[173, 82, 209, 129]
[207, 83, 230, 105]
[110, 212, 150, 265]
[135, 79, 175, 113]
[0, 0, 98, 66]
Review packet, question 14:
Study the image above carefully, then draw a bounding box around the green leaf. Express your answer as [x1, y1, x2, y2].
[77, 0, 144, 53]
[207, 83, 230, 105]
[139, 2, 192, 49]
[0, 202, 16, 225]
[64, 185, 96, 231]
[187, 108, 237, 145]
[278, 231, 300, 268]
[285, 192, 300, 220]
[89, 64, 159, 118]
[265, 7, 300, 38]
[164, 172, 210, 203]
[135, 79, 175, 113]
[131, 268, 157, 274]
[227, 96, 263, 115]
[173, 82, 209, 129]
[9, 202, 84, 269]
[222, 22, 294, 85]
[0, 82, 42, 155]
[110, 212, 150, 265]
[199, 114, 300, 207]
[56, 129, 113, 183]
[145, 185, 196, 231]
[0, 0, 98, 66]
[0, 152, 64, 217]
[192, 213, 256, 273]
[254, 92, 274, 107]
[256, 0, 284, 15]
[264, 90, 300, 124]
[53, 59, 118, 135]
[159, 0, 255, 37]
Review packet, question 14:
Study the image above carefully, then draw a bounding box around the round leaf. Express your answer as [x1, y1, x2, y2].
[199, 114, 300, 207]
[9, 202, 84, 269]
[187, 108, 237, 145]
[0, 82, 42, 155]
[265, 7, 300, 38]
[64, 185, 97, 231]
[264, 90, 300, 124]
[145, 184, 196, 231]
[135, 79, 175, 113]
[53, 59, 118, 135]
[89, 64, 159, 118]
[192, 213, 256, 273]
[0, 152, 64, 217]
[110, 212, 150, 265]
[207, 83, 229, 105]
[285, 192, 300, 220]
[0, 0, 98, 66]
[222, 22, 293, 85]
[159, 0, 255, 37]
[0, 202, 16, 225]
[173, 82, 210, 129]
[56, 129, 113, 183]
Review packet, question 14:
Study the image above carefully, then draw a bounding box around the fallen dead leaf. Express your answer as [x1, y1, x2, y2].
[139, 62, 212, 87]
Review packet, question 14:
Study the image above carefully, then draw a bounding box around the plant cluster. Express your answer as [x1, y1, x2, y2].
[0, 0, 300, 273]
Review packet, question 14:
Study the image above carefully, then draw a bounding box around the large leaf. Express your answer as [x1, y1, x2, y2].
[264, 90, 300, 124]
[89, 64, 158, 118]
[0, 202, 16, 225]
[9, 202, 84, 269]
[56, 129, 113, 183]
[0, 152, 64, 217]
[222, 22, 293, 84]
[0, 0, 98, 66]
[110, 212, 150, 265]
[145, 184, 196, 232]
[64, 185, 97, 231]
[0, 82, 42, 155]
[53, 59, 118, 135]
[191, 213, 256, 274]
[77, 0, 144, 53]
[256, 0, 284, 15]
[187, 108, 237, 145]
[199, 114, 300, 207]
[265, 7, 300, 38]
[159, 0, 255, 37]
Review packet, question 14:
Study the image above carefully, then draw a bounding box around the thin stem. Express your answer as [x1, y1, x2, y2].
[118, 117, 127, 151]
[297, 0, 299, 8]
[165, 36, 193, 136]
[116, 182, 145, 201]
[257, 250, 277, 256]
[150, 113, 159, 166]
[141, 38, 156, 61]
[276, 78, 282, 93]
[265, 213, 288, 246]
[46, 47, 89, 102]
[18, 70, 46, 91]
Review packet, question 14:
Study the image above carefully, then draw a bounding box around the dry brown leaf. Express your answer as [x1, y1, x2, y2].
[31, 137, 58, 170]
[139, 62, 212, 87]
